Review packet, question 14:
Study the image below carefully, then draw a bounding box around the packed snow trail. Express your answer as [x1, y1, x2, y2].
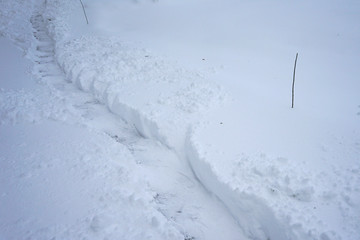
[30, 15, 62, 80]
[0, 0, 249, 239]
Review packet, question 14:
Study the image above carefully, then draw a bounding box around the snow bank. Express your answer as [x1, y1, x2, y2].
[58, 37, 224, 149]
[187, 116, 360, 240]
[186, 133, 298, 240]
[43, 0, 226, 150]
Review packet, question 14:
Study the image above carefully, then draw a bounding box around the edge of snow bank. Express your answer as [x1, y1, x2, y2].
[185, 129, 303, 240]
[53, 34, 226, 150]
[43, 1, 227, 150]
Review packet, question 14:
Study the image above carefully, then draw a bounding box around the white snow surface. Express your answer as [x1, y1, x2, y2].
[1, 0, 360, 240]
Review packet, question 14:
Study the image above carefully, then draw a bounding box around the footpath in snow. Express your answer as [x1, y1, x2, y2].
[1, 0, 245, 239]
[1, 2, 182, 238]
[1, 0, 360, 240]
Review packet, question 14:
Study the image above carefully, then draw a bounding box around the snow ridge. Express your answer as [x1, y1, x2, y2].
[53, 35, 225, 150]
[186, 132, 305, 240]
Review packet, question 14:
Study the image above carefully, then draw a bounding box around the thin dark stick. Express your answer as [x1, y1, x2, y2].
[79, 0, 89, 24]
[292, 53, 298, 108]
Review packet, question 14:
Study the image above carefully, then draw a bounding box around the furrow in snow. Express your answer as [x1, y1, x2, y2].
[23, 1, 248, 240]
[39, 1, 298, 240]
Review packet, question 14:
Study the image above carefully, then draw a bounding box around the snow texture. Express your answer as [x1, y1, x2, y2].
[1, 0, 360, 239]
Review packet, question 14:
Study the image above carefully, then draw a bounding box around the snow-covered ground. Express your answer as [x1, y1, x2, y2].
[1, 0, 359, 239]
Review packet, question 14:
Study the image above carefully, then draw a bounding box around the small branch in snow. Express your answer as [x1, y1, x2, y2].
[292, 53, 298, 108]
[79, 0, 89, 25]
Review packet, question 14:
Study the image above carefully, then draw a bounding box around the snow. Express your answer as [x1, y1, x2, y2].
[54, 35, 225, 149]
[1, 0, 360, 239]
[0, 122, 177, 239]
[0, 32, 183, 239]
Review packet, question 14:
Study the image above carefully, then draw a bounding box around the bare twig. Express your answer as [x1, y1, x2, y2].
[292, 53, 298, 108]
[79, 0, 89, 24]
